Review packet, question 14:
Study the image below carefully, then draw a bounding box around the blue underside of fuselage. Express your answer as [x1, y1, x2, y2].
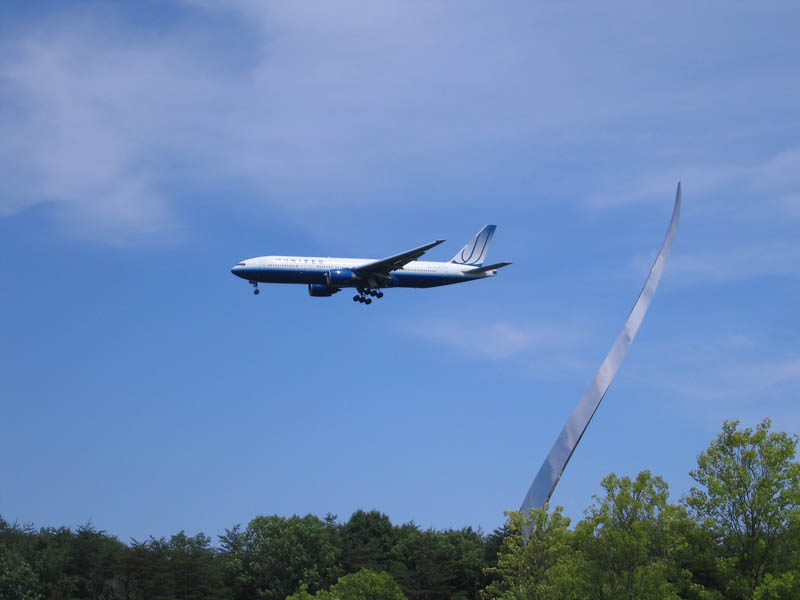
[234, 268, 464, 288]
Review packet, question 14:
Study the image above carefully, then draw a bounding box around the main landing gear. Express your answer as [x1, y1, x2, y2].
[249, 281, 260, 295]
[352, 288, 384, 305]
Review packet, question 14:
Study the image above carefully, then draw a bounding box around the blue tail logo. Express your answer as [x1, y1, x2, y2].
[450, 225, 496, 266]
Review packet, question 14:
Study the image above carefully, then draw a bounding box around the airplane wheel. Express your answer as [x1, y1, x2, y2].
[376, 291, 384, 298]
[254, 289, 260, 295]
[353, 295, 359, 302]
[365, 298, 372, 305]
[358, 296, 365, 303]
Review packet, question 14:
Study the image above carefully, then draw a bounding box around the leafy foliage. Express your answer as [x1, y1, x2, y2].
[574, 471, 689, 600]
[0, 543, 43, 600]
[340, 510, 396, 574]
[685, 418, 800, 598]
[482, 506, 588, 600]
[388, 524, 486, 599]
[1, 417, 798, 600]
[219, 514, 342, 600]
[287, 568, 407, 600]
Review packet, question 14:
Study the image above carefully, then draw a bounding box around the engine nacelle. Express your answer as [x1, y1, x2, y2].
[326, 269, 360, 287]
[308, 284, 338, 297]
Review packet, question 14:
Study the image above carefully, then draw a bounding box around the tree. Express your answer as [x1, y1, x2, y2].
[575, 471, 693, 600]
[123, 531, 228, 600]
[685, 418, 800, 598]
[438, 528, 487, 599]
[388, 524, 486, 600]
[340, 510, 396, 574]
[123, 536, 174, 600]
[68, 522, 127, 600]
[753, 571, 800, 600]
[667, 510, 726, 599]
[164, 531, 226, 600]
[219, 514, 342, 600]
[32, 527, 77, 600]
[482, 506, 588, 600]
[287, 568, 407, 600]
[0, 544, 43, 600]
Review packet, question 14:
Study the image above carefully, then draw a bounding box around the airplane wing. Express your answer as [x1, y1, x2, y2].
[353, 239, 446, 276]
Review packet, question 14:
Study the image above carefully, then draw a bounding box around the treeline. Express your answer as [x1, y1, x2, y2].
[2, 418, 799, 600]
[0, 511, 495, 600]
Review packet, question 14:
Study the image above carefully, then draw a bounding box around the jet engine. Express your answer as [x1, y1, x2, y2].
[307, 284, 339, 297]
[326, 269, 360, 286]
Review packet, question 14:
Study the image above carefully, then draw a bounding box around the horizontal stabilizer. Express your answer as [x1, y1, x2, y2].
[464, 261, 512, 274]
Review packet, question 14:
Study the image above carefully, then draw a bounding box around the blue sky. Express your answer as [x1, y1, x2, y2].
[2, 1, 799, 542]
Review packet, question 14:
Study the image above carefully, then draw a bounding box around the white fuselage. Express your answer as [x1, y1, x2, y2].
[231, 255, 497, 289]
[230, 225, 509, 300]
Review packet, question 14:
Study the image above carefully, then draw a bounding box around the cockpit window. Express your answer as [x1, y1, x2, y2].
[237, 262, 246, 266]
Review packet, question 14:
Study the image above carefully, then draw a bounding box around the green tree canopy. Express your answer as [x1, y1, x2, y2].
[287, 568, 407, 600]
[574, 471, 690, 600]
[685, 418, 800, 598]
[388, 524, 485, 600]
[123, 531, 226, 600]
[0, 544, 43, 600]
[482, 505, 588, 600]
[220, 514, 342, 600]
[340, 510, 396, 574]
[63, 522, 126, 600]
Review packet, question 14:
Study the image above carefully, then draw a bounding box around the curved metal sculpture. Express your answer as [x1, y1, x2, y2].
[519, 183, 681, 523]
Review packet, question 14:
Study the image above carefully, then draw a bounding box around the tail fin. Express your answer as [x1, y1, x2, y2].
[450, 225, 496, 266]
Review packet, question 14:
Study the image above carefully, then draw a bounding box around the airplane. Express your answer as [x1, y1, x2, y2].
[231, 225, 511, 305]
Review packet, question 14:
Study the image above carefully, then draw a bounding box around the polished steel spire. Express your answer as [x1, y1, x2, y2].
[520, 183, 681, 526]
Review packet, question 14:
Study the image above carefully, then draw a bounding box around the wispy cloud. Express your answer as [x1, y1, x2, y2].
[406, 317, 585, 367]
[631, 240, 800, 285]
[630, 333, 800, 434]
[671, 355, 800, 434]
[588, 148, 800, 217]
[3, 3, 799, 241]
[779, 196, 800, 217]
[0, 18, 203, 240]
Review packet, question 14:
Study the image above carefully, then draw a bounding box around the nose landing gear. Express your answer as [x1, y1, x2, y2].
[250, 281, 260, 295]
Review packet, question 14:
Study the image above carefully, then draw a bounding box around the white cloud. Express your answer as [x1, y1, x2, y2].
[671, 356, 800, 435]
[628, 332, 800, 434]
[675, 357, 800, 404]
[778, 196, 800, 217]
[0, 22, 202, 240]
[753, 149, 800, 190]
[407, 317, 582, 362]
[2, 3, 799, 240]
[588, 148, 800, 217]
[652, 240, 800, 285]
